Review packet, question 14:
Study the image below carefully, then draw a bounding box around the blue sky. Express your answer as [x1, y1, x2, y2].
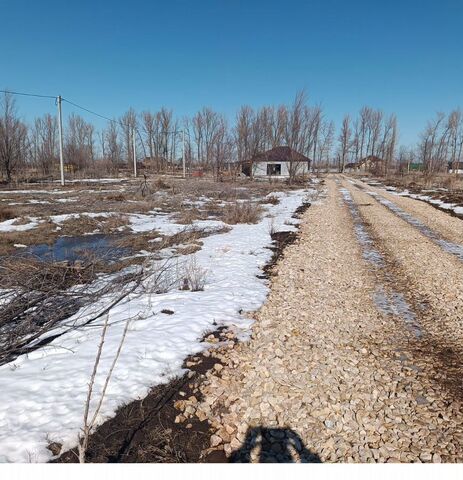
[1, 0, 462, 146]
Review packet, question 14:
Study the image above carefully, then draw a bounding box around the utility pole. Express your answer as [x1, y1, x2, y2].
[57, 95, 65, 186]
[132, 128, 137, 177]
[182, 129, 186, 179]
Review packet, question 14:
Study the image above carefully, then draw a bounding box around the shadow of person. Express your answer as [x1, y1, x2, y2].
[230, 427, 322, 463]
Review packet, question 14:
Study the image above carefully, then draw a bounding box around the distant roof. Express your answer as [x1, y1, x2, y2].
[448, 161, 463, 168]
[359, 155, 383, 164]
[249, 146, 311, 163]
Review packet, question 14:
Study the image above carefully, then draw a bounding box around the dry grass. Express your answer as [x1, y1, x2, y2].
[0, 206, 14, 221]
[174, 208, 204, 225]
[104, 193, 126, 202]
[12, 216, 33, 225]
[383, 172, 463, 191]
[152, 178, 171, 190]
[0, 256, 99, 290]
[57, 214, 129, 236]
[223, 201, 263, 224]
[260, 194, 280, 205]
[182, 256, 207, 291]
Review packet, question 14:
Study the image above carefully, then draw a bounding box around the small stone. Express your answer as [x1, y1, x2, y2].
[324, 419, 335, 430]
[432, 453, 442, 463]
[416, 395, 429, 406]
[214, 363, 223, 372]
[210, 435, 223, 447]
[420, 452, 432, 462]
[225, 424, 236, 435]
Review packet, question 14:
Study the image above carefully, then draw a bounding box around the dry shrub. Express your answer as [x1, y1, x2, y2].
[12, 216, 31, 225]
[223, 201, 262, 224]
[101, 214, 129, 233]
[59, 214, 128, 236]
[174, 208, 203, 225]
[442, 175, 462, 191]
[182, 256, 207, 291]
[261, 194, 280, 205]
[0, 206, 14, 221]
[0, 256, 98, 291]
[153, 178, 171, 190]
[104, 193, 126, 202]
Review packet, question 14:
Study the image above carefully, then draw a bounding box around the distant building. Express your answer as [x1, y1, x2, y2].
[345, 155, 385, 174]
[448, 161, 463, 174]
[242, 146, 311, 179]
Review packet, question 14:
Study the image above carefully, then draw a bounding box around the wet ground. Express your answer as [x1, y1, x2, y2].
[24, 234, 131, 263]
[179, 175, 463, 463]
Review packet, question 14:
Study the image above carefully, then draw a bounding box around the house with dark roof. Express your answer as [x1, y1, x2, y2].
[242, 146, 311, 179]
[345, 155, 385, 174]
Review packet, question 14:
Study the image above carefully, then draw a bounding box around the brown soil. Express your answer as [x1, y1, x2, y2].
[54, 328, 231, 463]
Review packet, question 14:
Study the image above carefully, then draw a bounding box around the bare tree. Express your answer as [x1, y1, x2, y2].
[120, 108, 137, 168]
[0, 92, 28, 182]
[448, 109, 463, 175]
[30, 114, 58, 175]
[64, 114, 94, 171]
[103, 121, 123, 171]
[337, 115, 352, 173]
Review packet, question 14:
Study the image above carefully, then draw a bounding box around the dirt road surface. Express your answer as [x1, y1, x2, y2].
[179, 175, 463, 463]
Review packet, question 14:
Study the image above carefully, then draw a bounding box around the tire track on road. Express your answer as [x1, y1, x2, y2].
[342, 178, 463, 404]
[185, 177, 463, 463]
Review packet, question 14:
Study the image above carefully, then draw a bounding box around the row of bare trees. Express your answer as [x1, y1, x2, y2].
[417, 110, 463, 174]
[3, 88, 463, 182]
[234, 92, 334, 176]
[336, 107, 398, 173]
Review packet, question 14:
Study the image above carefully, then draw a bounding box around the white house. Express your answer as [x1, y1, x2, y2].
[242, 146, 311, 179]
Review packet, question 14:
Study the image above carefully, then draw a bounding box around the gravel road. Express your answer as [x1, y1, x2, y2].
[177, 176, 463, 463]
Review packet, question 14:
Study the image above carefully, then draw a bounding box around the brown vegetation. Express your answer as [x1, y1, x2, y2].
[223, 201, 262, 224]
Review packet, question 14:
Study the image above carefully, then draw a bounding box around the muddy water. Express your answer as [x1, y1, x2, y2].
[340, 187, 422, 338]
[25, 234, 130, 263]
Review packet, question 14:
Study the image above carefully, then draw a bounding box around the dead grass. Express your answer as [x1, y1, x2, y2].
[384, 172, 463, 192]
[12, 216, 32, 225]
[260, 194, 280, 205]
[174, 208, 204, 224]
[0, 206, 14, 221]
[104, 193, 126, 202]
[223, 201, 263, 224]
[58, 214, 129, 236]
[153, 178, 171, 190]
[0, 256, 99, 290]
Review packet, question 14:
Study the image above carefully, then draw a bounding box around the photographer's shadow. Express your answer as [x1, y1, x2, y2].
[230, 427, 322, 463]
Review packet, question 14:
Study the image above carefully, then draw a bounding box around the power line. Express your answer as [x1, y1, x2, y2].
[61, 97, 124, 127]
[0, 89, 56, 100]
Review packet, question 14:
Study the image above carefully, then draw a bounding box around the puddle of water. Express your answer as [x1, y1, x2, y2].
[366, 191, 463, 261]
[24, 234, 130, 263]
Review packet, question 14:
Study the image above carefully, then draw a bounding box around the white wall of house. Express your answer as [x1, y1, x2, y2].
[252, 161, 309, 178]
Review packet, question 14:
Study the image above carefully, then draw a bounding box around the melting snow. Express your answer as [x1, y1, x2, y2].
[0, 189, 312, 463]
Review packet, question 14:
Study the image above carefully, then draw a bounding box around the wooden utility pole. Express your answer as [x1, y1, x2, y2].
[57, 95, 65, 186]
[132, 128, 137, 177]
[182, 129, 186, 179]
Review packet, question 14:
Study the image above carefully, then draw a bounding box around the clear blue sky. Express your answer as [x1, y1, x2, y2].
[1, 0, 462, 146]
